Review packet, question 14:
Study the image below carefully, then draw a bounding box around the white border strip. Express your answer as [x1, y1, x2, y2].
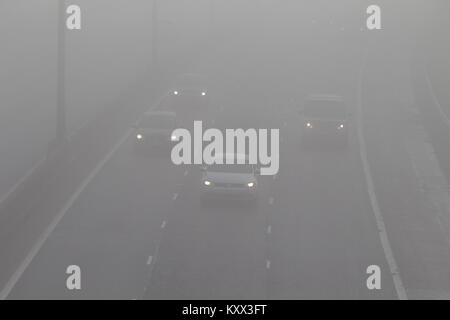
[0, 128, 133, 300]
[356, 45, 408, 300]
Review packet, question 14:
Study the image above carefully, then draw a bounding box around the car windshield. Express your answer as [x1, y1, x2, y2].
[207, 164, 253, 174]
[139, 115, 174, 129]
[156, 96, 177, 110]
[304, 100, 346, 119]
[175, 75, 206, 88]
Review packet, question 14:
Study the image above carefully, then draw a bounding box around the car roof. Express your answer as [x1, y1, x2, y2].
[305, 94, 344, 102]
[176, 73, 207, 79]
[208, 153, 250, 163]
[175, 73, 208, 83]
[143, 110, 176, 117]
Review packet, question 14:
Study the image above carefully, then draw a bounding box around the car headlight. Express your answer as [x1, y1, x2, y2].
[204, 180, 211, 186]
[173, 90, 179, 95]
[201, 91, 206, 96]
[306, 122, 312, 128]
[171, 135, 178, 141]
[247, 182, 255, 188]
[136, 134, 143, 140]
[338, 124, 344, 129]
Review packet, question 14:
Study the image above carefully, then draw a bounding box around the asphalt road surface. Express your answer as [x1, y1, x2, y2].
[6, 6, 450, 299]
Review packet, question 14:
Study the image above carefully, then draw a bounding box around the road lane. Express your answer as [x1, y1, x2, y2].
[8, 137, 184, 299]
[362, 33, 450, 299]
[266, 116, 397, 299]
[143, 166, 271, 299]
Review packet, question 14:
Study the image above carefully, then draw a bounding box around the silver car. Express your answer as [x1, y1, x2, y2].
[171, 73, 209, 99]
[201, 154, 259, 202]
[300, 94, 350, 147]
[134, 111, 178, 151]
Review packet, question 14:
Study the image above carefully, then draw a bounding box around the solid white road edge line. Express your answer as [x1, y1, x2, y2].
[0, 157, 46, 208]
[423, 63, 450, 129]
[357, 43, 408, 300]
[0, 128, 134, 300]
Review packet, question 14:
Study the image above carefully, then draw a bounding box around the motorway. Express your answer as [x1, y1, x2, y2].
[5, 5, 450, 299]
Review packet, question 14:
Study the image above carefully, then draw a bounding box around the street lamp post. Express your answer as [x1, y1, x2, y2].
[152, 0, 159, 68]
[209, 0, 215, 34]
[56, 0, 67, 148]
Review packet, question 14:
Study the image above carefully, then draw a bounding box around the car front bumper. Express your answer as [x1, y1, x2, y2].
[201, 185, 257, 198]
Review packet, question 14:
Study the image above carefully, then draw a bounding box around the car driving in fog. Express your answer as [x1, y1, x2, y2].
[164, 75, 214, 127]
[300, 94, 349, 148]
[171, 73, 209, 100]
[134, 111, 178, 152]
[201, 153, 260, 204]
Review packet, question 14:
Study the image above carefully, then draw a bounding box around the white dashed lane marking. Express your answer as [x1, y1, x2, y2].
[172, 193, 178, 201]
[268, 197, 274, 205]
[146, 256, 153, 265]
[160, 220, 167, 229]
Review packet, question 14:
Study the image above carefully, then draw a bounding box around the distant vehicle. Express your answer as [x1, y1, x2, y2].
[300, 94, 349, 147]
[171, 73, 209, 100]
[165, 74, 213, 127]
[134, 111, 178, 152]
[201, 154, 260, 204]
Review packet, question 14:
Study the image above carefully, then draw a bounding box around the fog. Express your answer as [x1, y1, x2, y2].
[1, 0, 450, 300]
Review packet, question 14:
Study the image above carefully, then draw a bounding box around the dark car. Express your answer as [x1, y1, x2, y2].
[300, 94, 350, 148]
[162, 76, 214, 128]
[171, 73, 209, 100]
[134, 111, 178, 153]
